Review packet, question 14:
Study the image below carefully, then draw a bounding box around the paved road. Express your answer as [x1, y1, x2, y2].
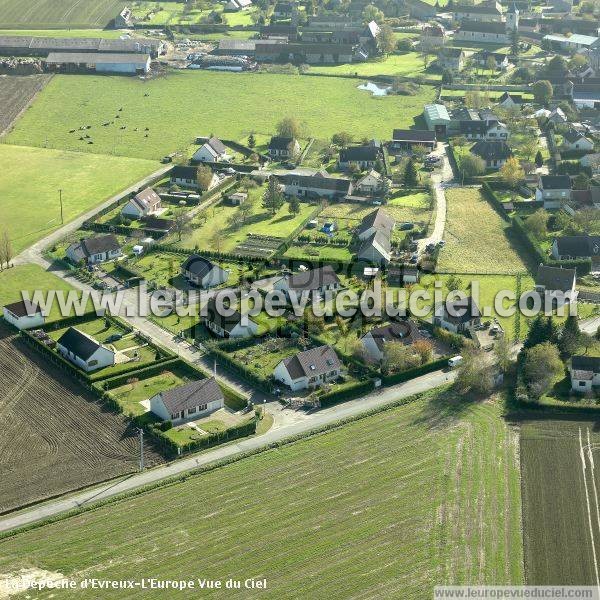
[0, 368, 455, 534]
[580, 315, 600, 336]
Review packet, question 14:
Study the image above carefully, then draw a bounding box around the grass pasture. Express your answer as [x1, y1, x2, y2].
[0, 0, 124, 28]
[0, 145, 158, 254]
[0, 390, 523, 596]
[438, 188, 529, 274]
[520, 418, 600, 585]
[5, 72, 436, 159]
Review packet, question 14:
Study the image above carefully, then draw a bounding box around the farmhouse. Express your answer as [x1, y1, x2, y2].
[203, 297, 258, 338]
[181, 255, 229, 288]
[360, 320, 421, 363]
[268, 136, 300, 159]
[562, 130, 594, 152]
[278, 172, 353, 199]
[551, 235, 600, 260]
[149, 377, 224, 424]
[121, 188, 162, 219]
[358, 230, 392, 264]
[543, 34, 600, 52]
[535, 175, 572, 208]
[192, 137, 229, 162]
[274, 265, 341, 300]
[273, 345, 343, 391]
[473, 50, 509, 70]
[255, 42, 359, 64]
[2, 300, 45, 331]
[338, 141, 382, 170]
[66, 234, 121, 265]
[572, 83, 600, 109]
[45, 52, 151, 75]
[433, 296, 481, 334]
[420, 23, 447, 49]
[470, 140, 513, 169]
[454, 21, 511, 45]
[570, 356, 600, 393]
[57, 327, 115, 372]
[534, 264, 577, 306]
[459, 113, 509, 141]
[390, 129, 436, 153]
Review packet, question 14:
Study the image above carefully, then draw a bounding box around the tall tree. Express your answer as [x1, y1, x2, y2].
[172, 212, 193, 242]
[559, 315, 581, 356]
[534, 150, 544, 168]
[499, 156, 525, 188]
[523, 341, 564, 398]
[247, 132, 256, 148]
[403, 157, 419, 187]
[276, 116, 302, 140]
[376, 24, 396, 54]
[196, 165, 214, 191]
[262, 177, 284, 215]
[288, 196, 300, 216]
[532, 80, 553, 104]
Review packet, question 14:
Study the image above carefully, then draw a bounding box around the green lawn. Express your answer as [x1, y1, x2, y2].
[6, 72, 436, 159]
[438, 188, 530, 274]
[283, 243, 354, 261]
[0, 0, 123, 28]
[0, 389, 523, 597]
[0, 145, 158, 254]
[0, 28, 122, 37]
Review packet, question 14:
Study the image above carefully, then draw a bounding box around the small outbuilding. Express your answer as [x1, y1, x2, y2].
[3, 300, 45, 330]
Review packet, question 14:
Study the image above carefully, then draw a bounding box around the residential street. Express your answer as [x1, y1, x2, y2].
[0, 367, 455, 534]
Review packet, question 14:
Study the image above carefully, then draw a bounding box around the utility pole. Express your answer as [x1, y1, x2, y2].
[138, 427, 144, 471]
[59, 189, 64, 224]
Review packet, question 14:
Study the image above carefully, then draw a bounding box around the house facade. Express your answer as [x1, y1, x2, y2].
[3, 300, 45, 330]
[278, 172, 352, 199]
[535, 175, 572, 208]
[273, 345, 343, 391]
[338, 141, 382, 170]
[57, 327, 115, 372]
[433, 297, 481, 333]
[181, 255, 229, 288]
[122, 187, 162, 219]
[268, 136, 300, 159]
[274, 265, 341, 301]
[66, 234, 121, 265]
[203, 297, 258, 338]
[192, 137, 228, 162]
[360, 320, 421, 363]
[534, 264, 577, 307]
[570, 356, 600, 393]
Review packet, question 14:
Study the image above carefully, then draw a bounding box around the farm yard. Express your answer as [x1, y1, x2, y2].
[0, 390, 523, 596]
[437, 188, 530, 274]
[0, 0, 124, 28]
[0, 75, 50, 135]
[520, 418, 600, 585]
[5, 72, 437, 160]
[0, 145, 158, 254]
[0, 323, 163, 513]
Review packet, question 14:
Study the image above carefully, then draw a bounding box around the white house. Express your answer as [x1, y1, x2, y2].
[66, 234, 121, 266]
[226, 0, 252, 10]
[357, 230, 392, 264]
[121, 187, 162, 219]
[360, 320, 421, 363]
[535, 175, 572, 208]
[203, 296, 258, 338]
[170, 165, 219, 191]
[278, 172, 353, 199]
[534, 264, 577, 308]
[274, 265, 341, 301]
[433, 296, 481, 334]
[548, 107, 567, 125]
[497, 92, 523, 109]
[3, 300, 45, 330]
[562, 130, 595, 152]
[355, 170, 385, 195]
[149, 377, 224, 424]
[570, 356, 600, 393]
[57, 327, 115, 372]
[181, 255, 229, 288]
[357, 208, 395, 241]
[192, 137, 229, 162]
[273, 345, 343, 391]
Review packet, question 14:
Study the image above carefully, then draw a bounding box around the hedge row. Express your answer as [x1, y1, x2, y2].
[382, 357, 450, 385]
[480, 182, 511, 223]
[319, 379, 374, 407]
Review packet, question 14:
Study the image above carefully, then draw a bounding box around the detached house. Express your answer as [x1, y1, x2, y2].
[278, 172, 353, 199]
[149, 377, 224, 424]
[433, 296, 481, 334]
[470, 140, 512, 169]
[338, 141, 382, 170]
[360, 320, 421, 363]
[356, 208, 395, 264]
[562, 129, 595, 152]
[170, 165, 218, 191]
[357, 208, 395, 241]
[181, 254, 229, 288]
[203, 296, 258, 338]
[57, 327, 115, 372]
[3, 300, 45, 330]
[551, 235, 600, 260]
[453, 2, 503, 23]
[273, 345, 343, 391]
[497, 92, 523, 108]
[66, 234, 121, 266]
[192, 137, 229, 162]
[420, 23, 446, 49]
[570, 356, 600, 393]
[355, 169, 385, 195]
[268, 136, 300, 159]
[121, 187, 162, 219]
[535, 175, 572, 208]
[274, 265, 341, 301]
[534, 264, 577, 307]
[436, 47, 467, 72]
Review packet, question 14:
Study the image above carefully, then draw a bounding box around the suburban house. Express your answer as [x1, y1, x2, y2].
[535, 175, 572, 208]
[357, 208, 395, 241]
[433, 296, 481, 334]
[460, 117, 509, 141]
[497, 92, 523, 108]
[170, 165, 218, 190]
[274, 265, 341, 301]
[278, 172, 353, 199]
[355, 170, 385, 195]
[121, 187, 162, 219]
[57, 327, 115, 372]
[473, 50, 509, 70]
[390, 129, 436, 153]
[3, 300, 45, 330]
[534, 264, 577, 307]
[203, 296, 258, 338]
[470, 140, 513, 169]
[338, 141, 382, 170]
[273, 345, 343, 391]
[562, 129, 595, 152]
[192, 137, 229, 162]
[551, 235, 600, 260]
[572, 83, 600, 109]
[356, 208, 395, 264]
[226, 0, 252, 10]
[268, 136, 300, 159]
[181, 255, 229, 288]
[436, 47, 467, 72]
[66, 234, 121, 265]
[149, 377, 225, 424]
[569, 355, 600, 393]
[360, 320, 421, 363]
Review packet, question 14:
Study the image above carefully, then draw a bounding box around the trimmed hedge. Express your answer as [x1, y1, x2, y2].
[382, 357, 450, 385]
[319, 379, 374, 407]
[481, 182, 510, 223]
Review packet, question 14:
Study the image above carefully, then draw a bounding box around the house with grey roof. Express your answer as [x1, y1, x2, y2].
[433, 296, 481, 334]
[423, 104, 452, 136]
[470, 140, 513, 169]
[274, 265, 341, 301]
[562, 129, 594, 152]
[122, 187, 162, 219]
[57, 327, 115, 372]
[570, 356, 600, 393]
[535, 175, 572, 208]
[357, 208, 395, 241]
[3, 300, 45, 331]
[203, 296, 258, 338]
[66, 234, 121, 266]
[534, 264, 577, 307]
[268, 136, 300, 159]
[149, 377, 224, 424]
[551, 235, 600, 260]
[273, 345, 343, 391]
[181, 255, 229, 288]
[360, 320, 421, 363]
[338, 140, 382, 170]
[192, 137, 229, 163]
[278, 172, 353, 199]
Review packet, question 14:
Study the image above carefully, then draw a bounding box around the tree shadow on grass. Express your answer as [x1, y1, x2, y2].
[409, 385, 479, 431]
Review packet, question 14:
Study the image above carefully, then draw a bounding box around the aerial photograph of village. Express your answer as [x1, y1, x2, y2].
[0, 0, 600, 597]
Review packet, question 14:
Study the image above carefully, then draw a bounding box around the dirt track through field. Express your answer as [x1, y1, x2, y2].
[0, 324, 164, 513]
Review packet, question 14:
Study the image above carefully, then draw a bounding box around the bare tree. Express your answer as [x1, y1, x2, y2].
[0, 230, 12, 271]
[172, 212, 193, 242]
